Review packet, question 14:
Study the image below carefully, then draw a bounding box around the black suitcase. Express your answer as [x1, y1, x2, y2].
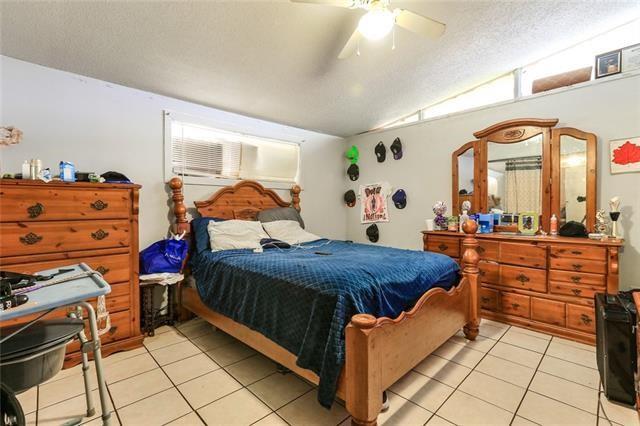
[595, 291, 638, 406]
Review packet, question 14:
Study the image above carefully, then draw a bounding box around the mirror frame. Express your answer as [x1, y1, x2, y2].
[550, 127, 597, 233]
[452, 140, 478, 215]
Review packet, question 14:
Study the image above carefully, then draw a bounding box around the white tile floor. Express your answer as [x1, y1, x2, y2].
[17, 318, 640, 426]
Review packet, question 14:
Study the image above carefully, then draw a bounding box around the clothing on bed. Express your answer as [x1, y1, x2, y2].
[190, 239, 460, 408]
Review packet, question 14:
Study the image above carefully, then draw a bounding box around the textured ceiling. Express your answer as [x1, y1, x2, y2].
[1, 1, 639, 137]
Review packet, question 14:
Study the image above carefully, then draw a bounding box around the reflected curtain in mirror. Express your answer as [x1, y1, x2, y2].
[504, 156, 542, 213]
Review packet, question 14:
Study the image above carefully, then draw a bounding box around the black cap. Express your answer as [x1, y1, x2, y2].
[347, 163, 359, 181]
[374, 141, 386, 163]
[559, 221, 588, 238]
[366, 224, 379, 243]
[392, 189, 407, 209]
[344, 190, 356, 207]
[390, 137, 403, 160]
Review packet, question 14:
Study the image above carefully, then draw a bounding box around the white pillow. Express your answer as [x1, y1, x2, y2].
[262, 220, 321, 245]
[208, 220, 269, 251]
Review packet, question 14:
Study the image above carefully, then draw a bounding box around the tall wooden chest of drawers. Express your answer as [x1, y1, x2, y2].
[423, 231, 623, 344]
[0, 179, 143, 366]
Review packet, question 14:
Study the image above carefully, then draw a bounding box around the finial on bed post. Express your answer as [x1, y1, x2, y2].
[291, 184, 301, 212]
[461, 220, 480, 341]
[169, 177, 189, 234]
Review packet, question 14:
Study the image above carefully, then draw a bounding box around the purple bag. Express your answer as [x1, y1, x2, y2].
[139, 238, 188, 274]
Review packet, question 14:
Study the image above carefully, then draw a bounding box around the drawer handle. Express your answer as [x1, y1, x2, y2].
[516, 274, 530, 283]
[571, 250, 582, 255]
[438, 243, 448, 251]
[95, 266, 110, 275]
[108, 325, 118, 335]
[91, 200, 109, 211]
[571, 288, 582, 296]
[511, 303, 520, 310]
[572, 263, 583, 271]
[580, 314, 592, 325]
[480, 270, 486, 277]
[19, 232, 43, 245]
[571, 276, 582, 283]
[91, 229, 110, 240]
[26, 202, 44, 218]
[477, 246, 485, 254]
[481, 296, 491, 303]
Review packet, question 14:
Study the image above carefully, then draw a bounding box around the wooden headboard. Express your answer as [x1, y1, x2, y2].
[168, 177, 301, 234]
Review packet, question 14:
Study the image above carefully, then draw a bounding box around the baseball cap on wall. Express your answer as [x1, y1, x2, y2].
[392, 189, 407, 209]
[345, 145, 359, 164]
[390, 137, 403, 160]
[375, 142, 386, 163]
[344, 190, 356, 207]
[347, 163, 359, 181]
[366, 224, 379, 243]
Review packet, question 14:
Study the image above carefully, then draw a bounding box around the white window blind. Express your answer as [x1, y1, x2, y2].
[170, 119, 300, 183]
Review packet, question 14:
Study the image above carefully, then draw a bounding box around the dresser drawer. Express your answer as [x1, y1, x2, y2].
[567, 304, 596, 333]
[480, 287, 499, 311]
[479, 261, 500, 285]
[501, 264, 547, 293]
[531, 297, 566, 327]
[6, 253, 131, 284]
[550, 245, 606, 261]
[548, 270, 605, 286]
[1, 220, 131, 256]
[0, 187, 131, 222]
[426, 236, 460, 257]
[549, 257, 606, 274]
[476, 240, 499, 261]
[67, 310, 132, 353]
[501, 293, 530, 318]
[499, 242, 547, 268]
[549, 282, 603, 299]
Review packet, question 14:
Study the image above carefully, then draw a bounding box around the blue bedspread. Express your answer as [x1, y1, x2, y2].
[190, 240, 459, 407]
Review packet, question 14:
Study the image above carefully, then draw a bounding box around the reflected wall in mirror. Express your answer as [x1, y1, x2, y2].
[458, 148, 474, 211]
[487, 134, 543, 215]
[559, 135, 587, 227]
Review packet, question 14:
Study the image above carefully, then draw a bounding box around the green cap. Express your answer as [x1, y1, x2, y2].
[345, 145, 359, 164]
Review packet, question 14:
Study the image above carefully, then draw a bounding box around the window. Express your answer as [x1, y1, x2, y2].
[166, 113, 300, 184]
[421, 73, 515, 120]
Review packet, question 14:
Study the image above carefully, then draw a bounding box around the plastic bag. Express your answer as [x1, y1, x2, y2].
[139, 233, 188, 274]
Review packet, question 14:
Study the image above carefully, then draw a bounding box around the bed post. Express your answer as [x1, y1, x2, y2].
[169, 177, 190, 234]
[291, 185, 301, 212]
[461, 220, 480, 340]
[346, 314, 381, 426]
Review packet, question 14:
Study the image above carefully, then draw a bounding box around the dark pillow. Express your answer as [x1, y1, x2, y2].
[257, 207, 305, 229]
[192, 217, 225, 253]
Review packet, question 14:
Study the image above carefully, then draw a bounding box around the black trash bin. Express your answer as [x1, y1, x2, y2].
[0, 318, 84, 393]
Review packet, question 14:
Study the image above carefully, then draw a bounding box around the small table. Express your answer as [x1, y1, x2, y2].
[140, 273, 183, 336]
[0, 263, 112, 426]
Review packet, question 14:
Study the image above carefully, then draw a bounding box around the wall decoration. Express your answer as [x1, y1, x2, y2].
[390, 137, 403, 160]
[345, 145, 359, 164]
[392, 189, 406, 209]
[347, 163, 360, 181]
[344, 190, 356, 207]
[610, 137, 640, 174]
[595, 49, 621, 79]
[0, 126, 23, 146]
[518, 211, 538, 235]
[366, 224, 379, 243]
[622, 43, 640, 73]
[375, 142, 386, 163]
[360, 183, 389, 223]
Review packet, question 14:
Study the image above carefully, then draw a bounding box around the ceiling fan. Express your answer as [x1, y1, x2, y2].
[291, 0, 446, 59]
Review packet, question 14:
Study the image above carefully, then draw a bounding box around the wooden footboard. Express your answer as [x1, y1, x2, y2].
[168, 178, 480, 426]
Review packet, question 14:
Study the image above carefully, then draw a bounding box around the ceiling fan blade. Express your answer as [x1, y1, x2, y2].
[394, 9, 445, 39]
[338, 28, 361, 59]
[290, 0, 355, 7]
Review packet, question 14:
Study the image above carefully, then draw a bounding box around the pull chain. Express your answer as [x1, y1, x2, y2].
[357, 38, 361, 56]
[392, 26, 396, 51]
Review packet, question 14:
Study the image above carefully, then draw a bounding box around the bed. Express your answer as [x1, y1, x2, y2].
[168, 178, 480, 426]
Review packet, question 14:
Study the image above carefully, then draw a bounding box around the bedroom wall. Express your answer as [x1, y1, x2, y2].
[344, 73, 640, 288]
[0, 56, 347, 247]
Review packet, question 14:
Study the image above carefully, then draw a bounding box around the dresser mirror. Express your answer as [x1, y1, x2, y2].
[452, 118, 597, 232]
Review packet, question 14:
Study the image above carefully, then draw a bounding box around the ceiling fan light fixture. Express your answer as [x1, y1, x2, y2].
[358, 9, 394, 40]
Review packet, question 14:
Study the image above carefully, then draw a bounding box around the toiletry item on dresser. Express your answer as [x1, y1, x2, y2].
[550, 214, 558, 236]
[478, 213, 494, 234]
[59, 161, 76, 182]
[29, 159, 42, 180]
[459, 210, 470, 232]
[21, 161, 31, 179]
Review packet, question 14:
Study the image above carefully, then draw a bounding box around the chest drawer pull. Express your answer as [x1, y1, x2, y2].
[580, 314, 592, 325]
[477, 246, 485, 254]
[19, 232, 43, 245]
[571, 250, 582, 255]
[95, 266, 110, 275]
[27, 202, 44, 218]
[91, 200, 109, 210]
[481, 296, 491, 303]
[438, 243, 448, 251]
[91, 229, 110, 240]
[571, 288, 582, 296]
[511, 303, 520, 309]
[516, 274, 530, 283]
[570, 276, 582, 283]
[572, 263, 583, 271]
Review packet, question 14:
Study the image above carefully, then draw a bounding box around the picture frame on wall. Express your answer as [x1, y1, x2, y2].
[595, 49, 621, 79]
[610, 137, 640, 174]
[517, 212, 538, 235]
[622, 43, 640, 73]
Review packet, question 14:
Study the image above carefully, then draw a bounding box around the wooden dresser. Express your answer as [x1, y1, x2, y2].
[423, 231, 623, 344]
[0, 179, 143, 366]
